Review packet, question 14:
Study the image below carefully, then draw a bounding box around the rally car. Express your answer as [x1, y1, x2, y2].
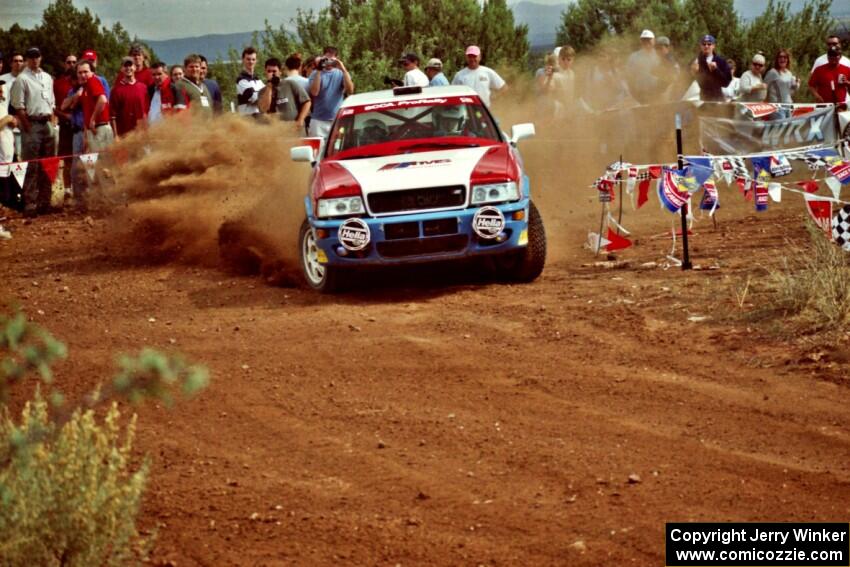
[290, 85, 545, 292]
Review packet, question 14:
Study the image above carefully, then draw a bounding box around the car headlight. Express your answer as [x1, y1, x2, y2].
[471, 181, 519, 205]
[317, 196, 364, 218]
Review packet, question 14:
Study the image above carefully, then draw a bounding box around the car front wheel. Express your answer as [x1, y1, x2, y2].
[299, 219, 344, 293]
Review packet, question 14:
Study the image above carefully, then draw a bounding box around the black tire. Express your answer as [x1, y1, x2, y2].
[500, 200, 546, 282]
[299, 218, 345, 293]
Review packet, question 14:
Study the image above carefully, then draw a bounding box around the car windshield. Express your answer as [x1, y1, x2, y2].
[326, 97, 502, 159]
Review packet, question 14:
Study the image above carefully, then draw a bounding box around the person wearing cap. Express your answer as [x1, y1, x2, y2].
[808, 46, 850, 110]
[110, 57, 149, 138]
[10, 47, 56, 217]
[424, 59, 449, 87]
[690, 34, 732, 102]
[399, 53, 429, 88]
[451, 46, 505, 107]
[654, 36, 682, 99]
[308, 46, 354, 138]
[625, 30, 661, 104]
[739, 53, 768, 103]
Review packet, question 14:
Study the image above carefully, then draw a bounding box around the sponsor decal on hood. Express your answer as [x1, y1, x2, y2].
[378, 159, 451, 171]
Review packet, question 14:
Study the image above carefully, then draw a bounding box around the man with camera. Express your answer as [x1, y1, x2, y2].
[258, 57, 311, 131]
[308, 47, 354, 138]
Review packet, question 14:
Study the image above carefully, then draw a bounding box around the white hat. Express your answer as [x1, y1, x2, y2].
[553, 46, 562, 58]
[752, 53, 766, 65]
[640, 29, 655, 40]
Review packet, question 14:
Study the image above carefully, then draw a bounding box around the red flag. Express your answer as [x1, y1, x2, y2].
[596, 178, 615, 202]
[804, 197, 832, 236]
[797, 180, 820, 194]
[605, 228, 632, 251]
[637, 178, 651, 209]
[648, 165, 662, 179]
[41, 157, 60, 184]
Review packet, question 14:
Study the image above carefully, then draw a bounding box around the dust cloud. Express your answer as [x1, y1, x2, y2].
[96, 114, 309, 279]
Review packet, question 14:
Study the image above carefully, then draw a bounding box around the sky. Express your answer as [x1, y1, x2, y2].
[2, 0, 839, 41]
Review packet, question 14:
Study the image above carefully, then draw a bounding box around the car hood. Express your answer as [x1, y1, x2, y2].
[334, 147, 494, 195]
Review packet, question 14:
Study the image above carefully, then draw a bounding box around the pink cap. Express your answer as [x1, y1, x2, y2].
[465, 45, 481, 57]
[81, 49, 97, 61]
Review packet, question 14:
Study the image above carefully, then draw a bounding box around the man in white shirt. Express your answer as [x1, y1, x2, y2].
[399, 53, 429, 87]
[812, 35, 850, 72]
[811, 35, 850, 104]
[451, 45, 506, 107]
[236, 47, 264, 117]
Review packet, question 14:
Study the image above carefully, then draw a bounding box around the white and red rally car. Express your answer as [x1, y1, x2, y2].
[290, 85, 545, 292]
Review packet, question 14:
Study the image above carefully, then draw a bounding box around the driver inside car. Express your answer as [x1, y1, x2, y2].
[432, 105, 468, 136]
[359, 118, 390, 145]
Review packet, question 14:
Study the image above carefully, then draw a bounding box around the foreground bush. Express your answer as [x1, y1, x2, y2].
[769, 223, 850, 331]
[0, 310, 208, 566]
[0, 398, 148, 566]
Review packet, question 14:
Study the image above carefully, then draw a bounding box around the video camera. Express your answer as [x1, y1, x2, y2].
[319, 57, 336, 71]
[270, 75, 280, 87]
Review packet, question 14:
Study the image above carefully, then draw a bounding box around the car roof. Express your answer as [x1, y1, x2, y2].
[340, 85, 480, 108]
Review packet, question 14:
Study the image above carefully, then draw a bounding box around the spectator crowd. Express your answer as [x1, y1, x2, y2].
[0, 32, 847, 234]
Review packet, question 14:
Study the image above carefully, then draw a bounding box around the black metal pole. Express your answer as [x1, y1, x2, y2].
[676, 113, 692, 270]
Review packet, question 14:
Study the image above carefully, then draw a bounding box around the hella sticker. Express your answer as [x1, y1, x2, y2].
[378, 159, 451, 171]
[472, 206, 505, 239]
[338, 218, 370, 251]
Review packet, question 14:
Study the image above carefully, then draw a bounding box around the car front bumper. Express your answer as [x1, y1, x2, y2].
[310, 199, 530, 266]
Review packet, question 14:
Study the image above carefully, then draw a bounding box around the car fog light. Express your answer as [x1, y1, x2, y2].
[496, 231, 508, 243]
[336, 245, 348, 256]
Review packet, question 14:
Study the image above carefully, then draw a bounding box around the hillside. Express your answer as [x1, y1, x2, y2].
[145, 31, 257, 65]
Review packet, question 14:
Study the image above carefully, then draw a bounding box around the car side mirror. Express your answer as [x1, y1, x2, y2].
[291, 145, 315, 163]
[510, 123, 535, 145]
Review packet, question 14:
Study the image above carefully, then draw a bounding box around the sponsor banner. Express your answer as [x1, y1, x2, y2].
[343, 95, 482, 115]
[700, 106, 836, 154]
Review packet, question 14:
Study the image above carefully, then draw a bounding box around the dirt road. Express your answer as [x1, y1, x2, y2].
[2, 196, 849, 565]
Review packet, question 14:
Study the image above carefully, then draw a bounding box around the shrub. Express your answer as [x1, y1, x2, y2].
[0, 397, 149, 566]
[0, 311, 209, 566]
[769, 222, 850, 331]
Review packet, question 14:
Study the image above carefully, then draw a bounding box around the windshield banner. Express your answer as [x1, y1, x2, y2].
[342, 95, 481, 115]
[700, 105, 837, 154]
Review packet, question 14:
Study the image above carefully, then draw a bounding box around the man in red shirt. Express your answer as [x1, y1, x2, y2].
[110, 57, 148, 137]
[65, 60, 113, 153]
[809, 46, 849, 110]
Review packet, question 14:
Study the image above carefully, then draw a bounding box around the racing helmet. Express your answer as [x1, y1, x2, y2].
[360, 118, 390, 145]
[433, 105, 466, 135]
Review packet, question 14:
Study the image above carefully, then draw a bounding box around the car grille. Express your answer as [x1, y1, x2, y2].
[377, 234, 468, 258]
[368, 186, 466, 215]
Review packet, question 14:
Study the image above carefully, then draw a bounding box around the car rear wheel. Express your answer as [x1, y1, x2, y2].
[499, 200, 546, 282]
[300, 219, 344, 293]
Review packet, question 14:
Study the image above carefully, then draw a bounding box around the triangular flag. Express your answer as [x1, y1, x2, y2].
[605, 228, 632, 252]
[767, 182, 782, 203]
[626, 167, 637, 195]
[637, 178, 651, 209]
[80, 153, 98, 182]
[41, 157, 60, 184]
[587, 231, 610, 252]
[754, 181, 769, 211]
[825, 176, 842, 199]
[700, 178, 719, 213]
[11, 162, 27, 189]
[797, 180, 819, 193]
[804, 193, 832, 235]
[648, 165, 662, 179]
